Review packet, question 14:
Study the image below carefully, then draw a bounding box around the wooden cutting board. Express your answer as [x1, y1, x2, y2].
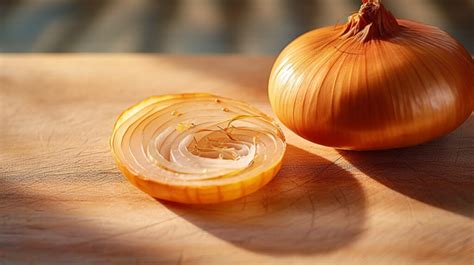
[1, 55, 472, 265]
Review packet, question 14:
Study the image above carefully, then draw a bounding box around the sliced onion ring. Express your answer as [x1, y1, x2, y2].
[110, 93, 286, 204]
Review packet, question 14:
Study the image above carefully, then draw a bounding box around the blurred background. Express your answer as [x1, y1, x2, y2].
[0, 0, 473, 54]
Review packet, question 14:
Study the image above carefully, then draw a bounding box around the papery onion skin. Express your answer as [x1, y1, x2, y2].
[110, 94, 286, 204]
[269, 0, 473, 150]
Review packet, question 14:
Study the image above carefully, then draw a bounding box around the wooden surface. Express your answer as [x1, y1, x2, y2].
[1, 55, 473, 265]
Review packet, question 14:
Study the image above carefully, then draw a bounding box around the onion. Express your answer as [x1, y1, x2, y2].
[269, 0, 473, 150]
[110, 94, 286, 204]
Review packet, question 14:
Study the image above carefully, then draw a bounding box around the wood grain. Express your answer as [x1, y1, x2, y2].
[0, 55, 473, 265]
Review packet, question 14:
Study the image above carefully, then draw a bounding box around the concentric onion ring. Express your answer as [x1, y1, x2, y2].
[110, 94, 286, 204]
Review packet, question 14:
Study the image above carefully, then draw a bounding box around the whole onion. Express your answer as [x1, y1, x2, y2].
[269, 0, 473, 150]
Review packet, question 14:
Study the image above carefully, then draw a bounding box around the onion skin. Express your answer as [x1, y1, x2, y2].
[269, 1, 473, 150]
[117, 159, 282, 204]
[110, 94, 285, 204]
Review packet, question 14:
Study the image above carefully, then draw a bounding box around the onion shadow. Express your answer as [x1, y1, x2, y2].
[162, 144, 367, 255]
[338, 118, 474, 218]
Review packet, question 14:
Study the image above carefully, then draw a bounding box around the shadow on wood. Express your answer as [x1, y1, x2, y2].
[0, 178, 180, 264]
[339, 117, 474, 218]
[163, 144, 367, 255]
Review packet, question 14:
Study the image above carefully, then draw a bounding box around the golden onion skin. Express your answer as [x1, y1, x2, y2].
[269, 1, 473, 150]
[116, 159, 282, 204]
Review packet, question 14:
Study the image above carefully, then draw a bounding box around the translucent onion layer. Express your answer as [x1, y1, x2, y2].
[110, 94, 286, 204]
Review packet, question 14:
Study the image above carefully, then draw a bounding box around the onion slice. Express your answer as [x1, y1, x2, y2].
[110, 94, 286, 204]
